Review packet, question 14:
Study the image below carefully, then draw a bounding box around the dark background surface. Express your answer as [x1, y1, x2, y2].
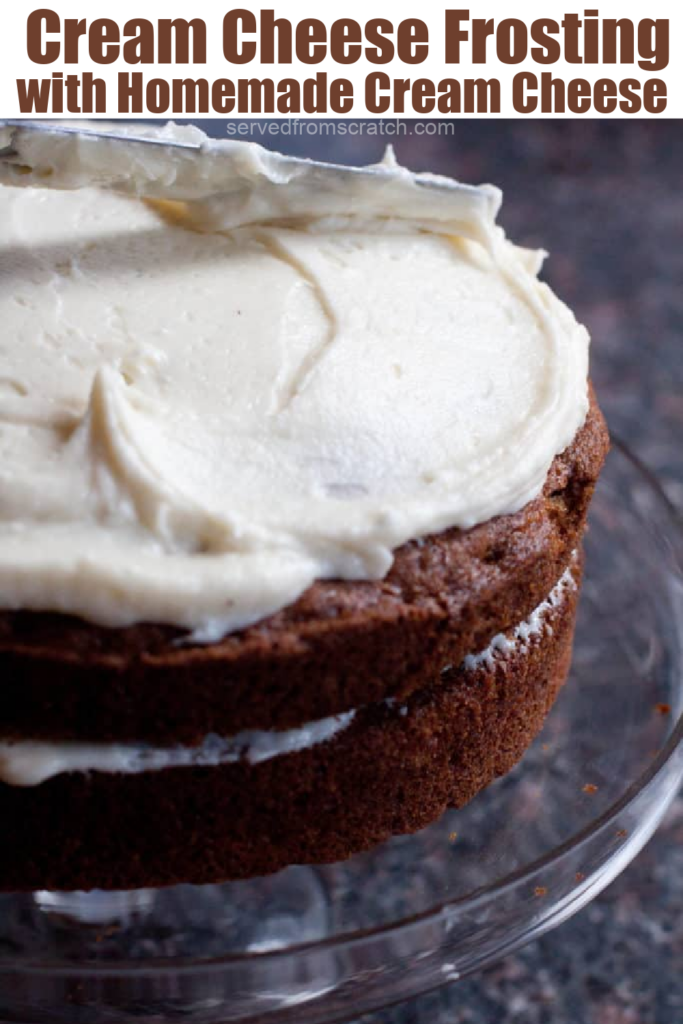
[183, 119, 683, 1023]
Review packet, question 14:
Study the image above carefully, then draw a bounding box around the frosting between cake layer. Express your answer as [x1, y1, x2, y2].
[0, 563, 575, 787]
[0, 711, 356, 788]
[0, 123, 589, 638]
[463, 559, 578, 671]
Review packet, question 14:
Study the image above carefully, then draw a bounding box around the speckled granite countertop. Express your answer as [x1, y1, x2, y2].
[173, 119, 683, 1022]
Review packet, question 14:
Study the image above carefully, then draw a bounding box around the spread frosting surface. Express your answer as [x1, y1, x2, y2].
[0, 123, 589, 639]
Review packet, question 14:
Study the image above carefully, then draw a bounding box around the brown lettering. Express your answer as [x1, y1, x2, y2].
[123, 20, 154, 64]
[567, 78, 591, 114]
[261, 11, 292, 63]
[16, 77, 51, 111]
[158, 19, 206, 64]
[365, 19, 393, 63]
[397, 19, 428, 64]
[496, 19, 527, 64]
[237, 77, 275, 112]
[471, 19, 494, 62]
[277, 79, 297, 113]
[147, 79, 169, 114]
[413, 78, 435, 113]
[512, 71, 537, 113]
[366, 71, 390, 113]
[64, 19, 86, 63]
[393, 78, 411, 113]
[603, 19, 634, 63]
[593, 77, 617, 113]
[330, 78, 353, 112]
[296, 19, 326, 64]
[330, 19, 361, 64]
[27, 9, 60, 64]
[584, 13, 600, 63]
[118, 71, 143, 113]
[540, 72, 565, 113]
[172, 77, 209, 112]
[619, 78, 641, 113]
[212, 78, 235, 113]
[437, 78, 460, 112]
[223, 10, 257, 64]
[638, 19, 668, 71]
[465, 77, 500, 112]
[643, 78, 667, 112]
[530, 19, 560, 63]
[303, 72, 328, 111]
[561, 13, 582, 64]
[50, 71, 63, 113]
[89, 19, 119, 64]
[444, 9, 469, 64]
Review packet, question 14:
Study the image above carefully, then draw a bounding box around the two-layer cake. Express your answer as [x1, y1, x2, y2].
[0, 124, 608, 890]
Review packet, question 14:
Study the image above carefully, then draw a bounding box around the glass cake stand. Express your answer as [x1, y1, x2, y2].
[0, 440, 681, 1024]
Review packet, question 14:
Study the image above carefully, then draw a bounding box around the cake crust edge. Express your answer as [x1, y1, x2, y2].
[0, 561, 580, 891]
[0, 387, 608, 743]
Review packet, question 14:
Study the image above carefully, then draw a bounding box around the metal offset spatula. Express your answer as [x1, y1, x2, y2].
[0, 119, 201, 157]
[0, 119, 498, 237]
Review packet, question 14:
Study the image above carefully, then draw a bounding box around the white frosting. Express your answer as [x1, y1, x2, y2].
[463, 559, 578, 672]
[0, 123, 589, 638]
[0, 564, 576, 788]
[0, 711, 355, 788]
[0, 122, 501, 242]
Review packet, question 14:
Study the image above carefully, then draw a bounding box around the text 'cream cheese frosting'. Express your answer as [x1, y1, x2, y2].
[0, 123, 589, 639]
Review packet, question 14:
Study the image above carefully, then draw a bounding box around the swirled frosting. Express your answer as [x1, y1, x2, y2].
[0, 124, 589, 639]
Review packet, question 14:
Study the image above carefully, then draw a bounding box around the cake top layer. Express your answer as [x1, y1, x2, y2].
[0, 124, 588, 640]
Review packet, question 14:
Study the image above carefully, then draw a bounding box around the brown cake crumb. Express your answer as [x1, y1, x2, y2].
[0, 390, 608, 746]
[0, 572, 580, 890]
[0, 389, 609, 890]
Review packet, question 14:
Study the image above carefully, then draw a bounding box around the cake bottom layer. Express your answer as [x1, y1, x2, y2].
[0, 563, 580, 891]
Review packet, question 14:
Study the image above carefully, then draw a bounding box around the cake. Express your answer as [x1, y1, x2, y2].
[0, 123, 608, 891]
